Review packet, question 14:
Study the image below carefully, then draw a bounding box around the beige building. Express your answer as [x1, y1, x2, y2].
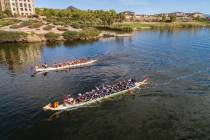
[0, 0, 35, 16]
[0, 0, 5, 11]
[191, 12, 204, 18]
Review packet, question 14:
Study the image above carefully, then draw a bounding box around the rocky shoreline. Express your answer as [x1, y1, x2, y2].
[0, 31, 132, 43]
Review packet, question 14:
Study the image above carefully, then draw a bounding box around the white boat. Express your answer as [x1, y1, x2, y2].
[43, 79, 149, 111]
[35, 60, 97, 72]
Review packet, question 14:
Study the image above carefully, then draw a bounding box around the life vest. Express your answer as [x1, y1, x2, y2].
[53, 101, 59, 108]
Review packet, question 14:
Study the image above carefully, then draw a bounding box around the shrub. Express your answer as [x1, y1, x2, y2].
[162, 16, 167, 22]
[63, 28, 100, 41]
[54, 22, 65, 26]
[10, 20, 35, 29]
[79, 28, 100, 39]
[20, 20, 34, 27]
[70, 22, 85, 29]
[28, 22, 43, 28]
[63, 31, 80, 40]
[10, 24, 19, 29]
[43, 25, 54, 30]
[170, 16, 177, 22]
[0, 31, 27, 42]
[118, 26, 133, 32]
[96, 25, 133, 32]
[57, 27, 68, 31]
[0, 19, 19, 27]
[70, 23, 81, 29]
[45, 32, 60, 42]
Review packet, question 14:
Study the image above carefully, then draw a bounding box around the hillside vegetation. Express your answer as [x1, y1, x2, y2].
[36, 8, 123, 28]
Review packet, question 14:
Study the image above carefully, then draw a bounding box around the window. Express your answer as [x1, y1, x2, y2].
[25, 8, 27, 11]
[28, 4, 31, 8]
[13, 8, 16, 11]
[20, 3, 23, 7]
[20, 8, 23, 11]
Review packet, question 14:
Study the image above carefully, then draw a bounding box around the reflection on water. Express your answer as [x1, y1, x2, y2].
[0, 28, 210, 140]
[0, 43, 43, 73]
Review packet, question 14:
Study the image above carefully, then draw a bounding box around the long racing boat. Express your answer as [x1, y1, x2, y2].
[35, 59, 97, 72]
[43, 78, 150, 111]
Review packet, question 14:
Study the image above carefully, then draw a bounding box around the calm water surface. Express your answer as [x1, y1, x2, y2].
[0, 28, 210, 140]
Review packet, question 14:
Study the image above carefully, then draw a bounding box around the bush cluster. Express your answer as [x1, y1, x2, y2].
[57, 27, 68, 31]
[96, 25, 133, 32]
[45, 32, 60, 42]
[35, 8, 122, 28]
[10, 20, 43, 29]
[0, 31, 27, 42]
[0, 19, 19, 27]
[28, 22, 43, 28]
[63, 28, 100, 40]
[43, 25, 54, 30]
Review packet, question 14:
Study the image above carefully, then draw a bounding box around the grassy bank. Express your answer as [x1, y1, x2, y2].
[0, 31, 27, 43]
[0, 19, 19, 27]
[45, 32, 61, 42]
[63, 28, 100, 41]
[1, 19, 209, 43]
[0, 27, 101, 43]
[95, 25, 133, 32]
[114, 21, 210, 30]
[10, 20, 44, 29]
[96, 21, 210, 32]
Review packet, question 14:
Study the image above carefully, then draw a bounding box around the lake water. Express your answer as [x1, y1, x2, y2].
[1, 28, 210, 140]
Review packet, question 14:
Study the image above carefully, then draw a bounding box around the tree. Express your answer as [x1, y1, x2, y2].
[35, 8, 118, 27]
[0, 11, 4, 18]
[162, 15, 167, 22]
[4, 10, 12, 17]
[170, 16, 176, 22]
[116, 13, 125, 22]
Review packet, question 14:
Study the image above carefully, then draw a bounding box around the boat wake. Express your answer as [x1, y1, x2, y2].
[34, 59, 97, 73]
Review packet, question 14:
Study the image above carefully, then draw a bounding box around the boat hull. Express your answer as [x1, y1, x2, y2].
[43, 81, 146, 111]
[35, 60, 97, 72]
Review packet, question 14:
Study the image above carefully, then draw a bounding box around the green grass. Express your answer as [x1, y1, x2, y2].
[0, 31, 27, 42]
[63, 28, 100, 41]
[96, 25, 133, 32]
[115, 21, 210, 30]
[63, 31, 80, 40]
[57, 27, 68, 31]
[114, 23, 152, 30]
[10, 20, 43, 29]
[45, 32, 61, 42]
[79, 28, 101, 39]
[0, 19, 19, 27]
[28, 22, 43, 29]
[43, 25, 55, 30]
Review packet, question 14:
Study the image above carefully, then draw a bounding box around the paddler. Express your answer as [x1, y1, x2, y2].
[53, 101, 59, 108]
[42, 63, 48, 68]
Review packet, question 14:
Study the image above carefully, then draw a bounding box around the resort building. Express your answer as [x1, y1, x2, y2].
[0, 0, 5, 11]
[120, 11, 136, 21]
[168, 12, 186, 17]
[120, 11, 205, 22]
[191, 12, 204, 18]
[0, 0, 35, 16]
